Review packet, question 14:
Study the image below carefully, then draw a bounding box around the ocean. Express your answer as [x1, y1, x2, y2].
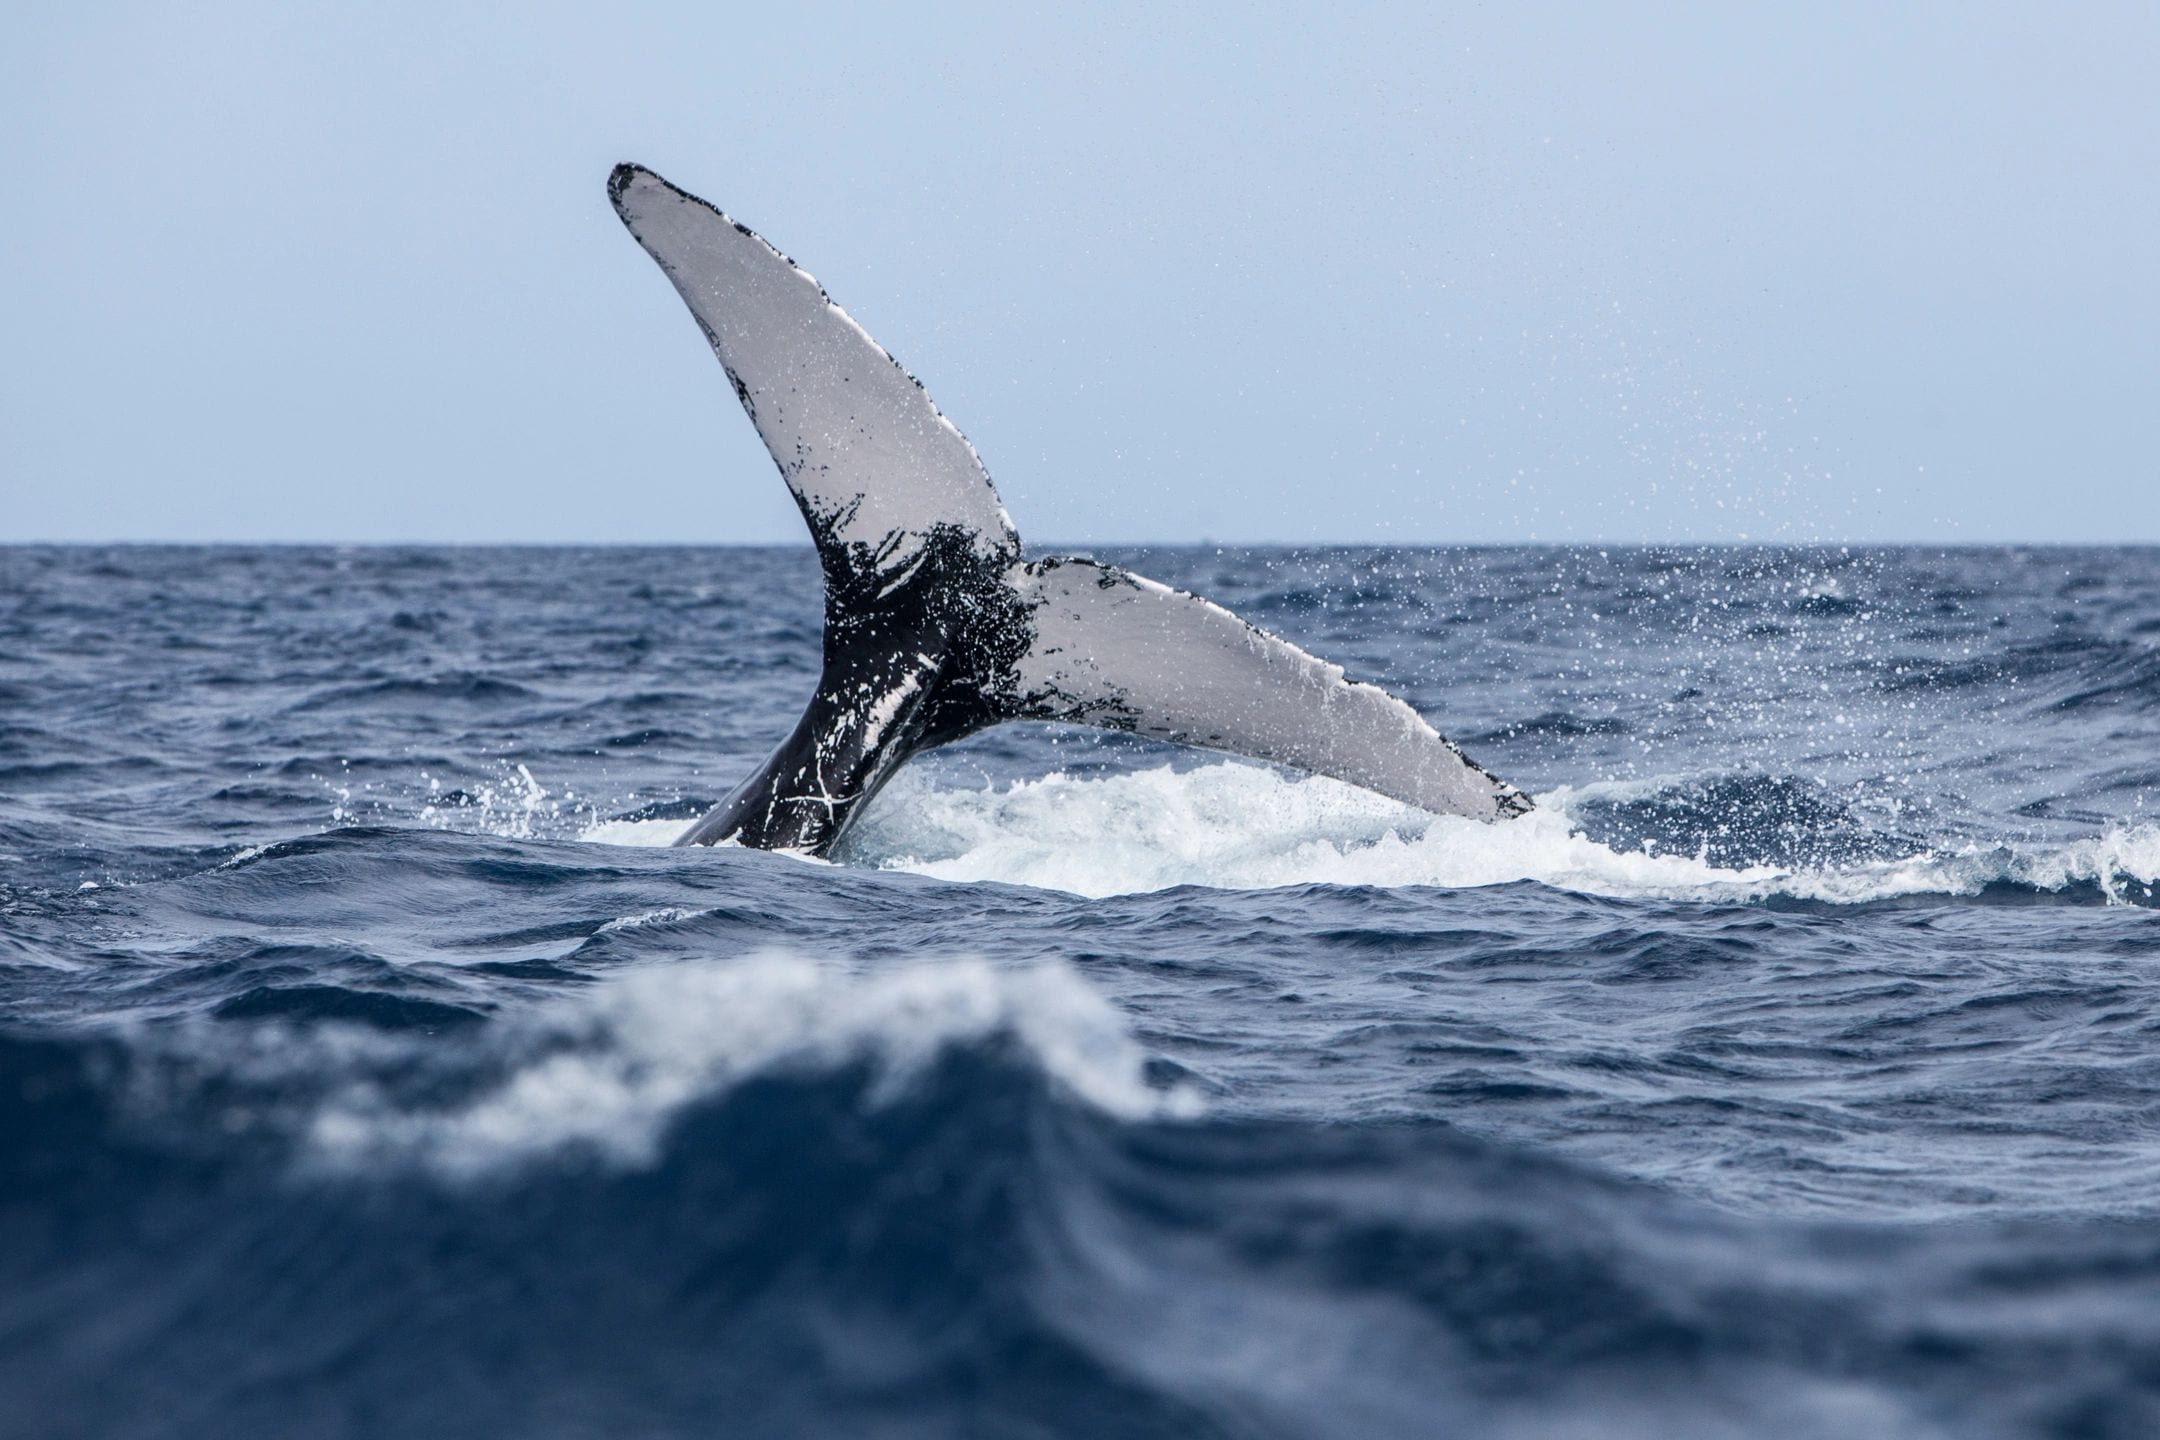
[2, 541, 2156, 1438]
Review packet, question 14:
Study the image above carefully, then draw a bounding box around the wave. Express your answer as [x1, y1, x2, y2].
[284, 672, 544, 714]
[779, 763, 2158, 906]
[133, 954, 1192, 1180]
[573, 760, 2160, 906]
[8, 988, 2157, 1439]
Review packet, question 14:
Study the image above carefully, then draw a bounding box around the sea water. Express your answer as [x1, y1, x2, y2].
[2, 544, 2156, 1438]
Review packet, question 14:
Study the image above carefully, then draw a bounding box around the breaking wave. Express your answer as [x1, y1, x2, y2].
[131, 954, 1191, 1181]
[578, 761, 2160, 908]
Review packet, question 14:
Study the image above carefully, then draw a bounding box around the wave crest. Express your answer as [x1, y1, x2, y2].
[306, 955, 1191, 1179]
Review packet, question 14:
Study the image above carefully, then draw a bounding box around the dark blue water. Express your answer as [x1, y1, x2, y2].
[3, 543, 2157, 1439]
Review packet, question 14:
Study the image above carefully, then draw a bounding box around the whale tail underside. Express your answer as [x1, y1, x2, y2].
[610, 163, 1529, 856]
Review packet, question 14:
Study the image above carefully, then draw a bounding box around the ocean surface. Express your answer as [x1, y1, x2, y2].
[3, 542, 2157, 1439]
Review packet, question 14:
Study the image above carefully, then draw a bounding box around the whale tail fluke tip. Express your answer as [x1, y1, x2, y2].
[607, 163, 650, 208]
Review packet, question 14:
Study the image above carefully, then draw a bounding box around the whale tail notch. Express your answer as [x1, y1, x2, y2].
[610, 163, 1529, 856]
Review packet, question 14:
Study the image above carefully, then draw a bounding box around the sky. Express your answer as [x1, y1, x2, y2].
[3, 2, 2156, 545]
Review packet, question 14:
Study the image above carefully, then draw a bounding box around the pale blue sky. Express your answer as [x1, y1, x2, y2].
[4, 3, 2155, 544]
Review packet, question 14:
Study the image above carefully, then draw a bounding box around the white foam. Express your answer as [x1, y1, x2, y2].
[308, 954, 1192, 1179]
[579, 817, 693, 847]
[841, 764, 1775, 899]
[839, 762, 2160, 905]
[1773, 824, 2160, 906]
[593, 906, 700, 933]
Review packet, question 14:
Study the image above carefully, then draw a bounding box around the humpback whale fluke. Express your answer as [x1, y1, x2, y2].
[607, 162, 1530, 856]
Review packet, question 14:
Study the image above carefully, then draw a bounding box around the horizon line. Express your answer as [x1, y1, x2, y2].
[6, 537, 2158, 551]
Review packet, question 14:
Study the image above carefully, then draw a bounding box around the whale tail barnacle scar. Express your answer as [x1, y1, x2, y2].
[607, 163, 1530, 856]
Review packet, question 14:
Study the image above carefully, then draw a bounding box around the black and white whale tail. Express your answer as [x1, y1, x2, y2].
[608, 163, 1530, 856]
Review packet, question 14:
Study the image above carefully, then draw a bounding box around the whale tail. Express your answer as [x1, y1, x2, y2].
[610, 163, 1529, 855]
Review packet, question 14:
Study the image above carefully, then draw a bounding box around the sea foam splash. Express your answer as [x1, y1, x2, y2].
[583, 761, 2160, 906]
[306, 954, 1190, 1179]
[581, 816, 705, 847]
